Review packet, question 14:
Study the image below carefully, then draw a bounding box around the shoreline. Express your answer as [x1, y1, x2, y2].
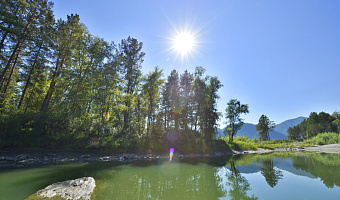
[1, 144, 340, 169]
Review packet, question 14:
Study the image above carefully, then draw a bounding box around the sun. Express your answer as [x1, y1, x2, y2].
[159, 17, 207, 64]
[173, 32, 195, 56]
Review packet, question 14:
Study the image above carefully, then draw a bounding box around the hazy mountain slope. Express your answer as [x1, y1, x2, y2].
[217, 123, 288, 140]
[217, 117, 307, 140]
[274, 117, 307, 135]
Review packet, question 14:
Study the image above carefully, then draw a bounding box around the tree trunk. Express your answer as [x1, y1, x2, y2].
[195, 103, 200, 132]
[18, 43, 43, 109]
[0, 15, 33, 88]
[24, 82, 36, 113]
[0, 39, 22, 89]
[0, 70, 8, 91]
[0, 51, 20, 107]
[41, 57, 64, 113]
[164, 104, 167, 130]
[0, 28, 9, 51]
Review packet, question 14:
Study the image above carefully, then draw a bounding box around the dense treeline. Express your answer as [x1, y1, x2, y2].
[287, 111, 340, 141]
[0, 0, 224, 153]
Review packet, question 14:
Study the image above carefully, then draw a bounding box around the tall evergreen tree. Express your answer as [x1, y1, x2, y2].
[192, 66, 207, 134]
[119, 37, 145, 137]
[143, 67, 164, 138]
[256, 115, 275, 141]
[41, 14, 84, 113]
[204, 76, 222, 141]
[179, 70, 193, 133]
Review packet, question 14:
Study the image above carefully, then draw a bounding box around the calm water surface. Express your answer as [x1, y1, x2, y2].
[1, 153, 340, 200]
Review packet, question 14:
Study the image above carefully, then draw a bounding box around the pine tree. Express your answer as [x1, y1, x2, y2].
[119, 37, 145, 137]
[143, 67, 164, 138]
[256, 115, 275, 141]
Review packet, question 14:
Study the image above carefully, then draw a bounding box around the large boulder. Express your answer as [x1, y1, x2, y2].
[28, 177, 96, 200]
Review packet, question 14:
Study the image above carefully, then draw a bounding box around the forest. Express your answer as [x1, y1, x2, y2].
[1, 0, 339, 154]
[0, 0, 225, 153]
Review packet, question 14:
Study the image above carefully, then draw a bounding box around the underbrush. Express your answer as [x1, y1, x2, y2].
[219, 136, 294, 151]
[306, 132, 340, 145]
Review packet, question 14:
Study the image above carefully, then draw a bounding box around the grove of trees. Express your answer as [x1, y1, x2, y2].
[0, 0, 224, 153]
[287, 111, 340, 141]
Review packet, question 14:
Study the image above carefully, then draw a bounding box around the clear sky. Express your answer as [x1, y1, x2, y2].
[53, 0, 340, 127]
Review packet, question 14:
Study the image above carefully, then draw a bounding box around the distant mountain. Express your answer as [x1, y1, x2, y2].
[217, 123, 287, 140]
[232, 158, 315, 179]
[274, 116, 307, 135]
[217, 116, 307, 140]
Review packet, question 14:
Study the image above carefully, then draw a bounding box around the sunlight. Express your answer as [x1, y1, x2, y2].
[173, 31, 195, 56]
[159, 16, 208, 65]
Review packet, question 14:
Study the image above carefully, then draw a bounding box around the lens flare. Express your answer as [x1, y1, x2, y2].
[169, 147, 175, 161]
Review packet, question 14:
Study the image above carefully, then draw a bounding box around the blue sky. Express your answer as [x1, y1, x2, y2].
[53, 0, 340, 126]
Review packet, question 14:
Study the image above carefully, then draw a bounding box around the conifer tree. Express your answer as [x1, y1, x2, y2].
[256, 115, 275, 141]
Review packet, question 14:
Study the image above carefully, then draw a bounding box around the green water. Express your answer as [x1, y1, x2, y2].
[1, 153, 340, 200]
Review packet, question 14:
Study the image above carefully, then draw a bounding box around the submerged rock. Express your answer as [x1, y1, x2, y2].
[30, 177, 96, 200]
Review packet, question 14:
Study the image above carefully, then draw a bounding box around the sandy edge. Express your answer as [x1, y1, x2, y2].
[237, 143, 340, 154]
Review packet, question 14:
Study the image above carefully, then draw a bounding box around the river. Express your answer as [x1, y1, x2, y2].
[1, 152, 340, 200]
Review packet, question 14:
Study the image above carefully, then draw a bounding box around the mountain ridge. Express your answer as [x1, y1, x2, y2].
[217, 116, 307, 140]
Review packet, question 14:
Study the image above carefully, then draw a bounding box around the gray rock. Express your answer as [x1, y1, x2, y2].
[16, 154, 30, 160]
[5, 157, 18, 162]
[36, 177, 96, 200]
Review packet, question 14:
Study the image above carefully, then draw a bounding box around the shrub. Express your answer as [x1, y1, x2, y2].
[309, 132, 340, 145]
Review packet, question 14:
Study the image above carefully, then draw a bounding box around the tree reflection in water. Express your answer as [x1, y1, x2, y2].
[226, 161, 258, 200]
[260, 158, 283, 188]
[92, 159, 226, 200]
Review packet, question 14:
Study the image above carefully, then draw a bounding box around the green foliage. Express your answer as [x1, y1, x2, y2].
[307, 132, 340, 145]
[0, 1, 222, 154]
[224, 99, 249, 143]
[256, 115, 275, 141]
[288, 112, 338, 141]
[219, 136, 257, 151]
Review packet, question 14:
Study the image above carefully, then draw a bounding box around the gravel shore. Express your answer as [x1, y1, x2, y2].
[239, 143, 340, 154]
[1, 144, 340, 168]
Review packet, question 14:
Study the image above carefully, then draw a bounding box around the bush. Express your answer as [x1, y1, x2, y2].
[232, 140, 257, 150]
[309, 132, 340, 145]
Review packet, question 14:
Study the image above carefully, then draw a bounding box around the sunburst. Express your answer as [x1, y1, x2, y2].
[160, 17, 207, 65]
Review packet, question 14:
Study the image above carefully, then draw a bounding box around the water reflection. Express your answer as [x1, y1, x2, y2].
[260, 158, 283, 188]
[226, 161, 258, 200]
[292, 154, 340, 188]
[92, 159, 226, 200]
[1, 153, 340, 200]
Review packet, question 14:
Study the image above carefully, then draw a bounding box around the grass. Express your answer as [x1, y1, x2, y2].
[219, 136, 278, 151]
[218, 132, 340, 152]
